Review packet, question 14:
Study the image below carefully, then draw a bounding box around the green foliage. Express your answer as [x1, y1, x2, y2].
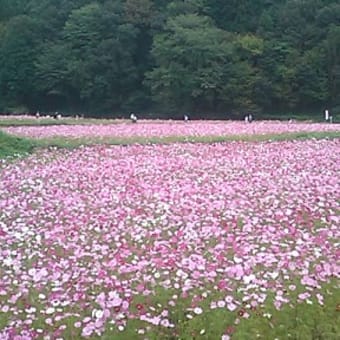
[0, 15, 40, 108]
[0, 276, 337, 339]
[295, 48, 329, 108]
[0, 0, 25, 20]
[147, 14, 233, 112]
[34, 42, 72, 110]
[124, 0, 154, 25]
[0, 130, 36, 158]
[0, 0, 339, 117]
[325, 24, 340, 108]
[34, 2, 140, 113]
[202, 0, 278, 33]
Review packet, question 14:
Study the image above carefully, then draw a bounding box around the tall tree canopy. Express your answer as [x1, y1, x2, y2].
[0, 0, 339, 117]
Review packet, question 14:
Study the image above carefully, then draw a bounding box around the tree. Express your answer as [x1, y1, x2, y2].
[34, 42, 74, 111]
[0, 0, 339, 116]
[147, 14, 233, 113]
[221, 34, 264, 113]
[294, 48, 329, 110]
[0, 0, 25, 21]
[35, 2, 139, 113]
[202, 0, 282, 33]
[0, 15, 40, 110]
[325, 24, 340, 111]
[124, 0, 154, 26]
[257, 41, 299, 111]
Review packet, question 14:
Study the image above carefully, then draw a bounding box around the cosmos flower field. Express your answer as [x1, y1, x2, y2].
[0, 122, 339, 339]
[4, 120, 340, 139]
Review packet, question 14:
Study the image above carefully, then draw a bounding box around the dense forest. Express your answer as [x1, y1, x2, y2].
[0, 0, 339, 118]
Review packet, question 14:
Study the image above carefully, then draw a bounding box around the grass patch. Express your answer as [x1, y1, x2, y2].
[37, 131, 340, 149]
[2, 282, 337, 339]
[0, 115, 337, 126]
[0, 117, 128, 127]
[1, 130, 339, 160]
[0, 130, 36, 159]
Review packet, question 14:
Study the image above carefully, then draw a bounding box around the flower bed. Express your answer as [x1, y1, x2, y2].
[4, 121, 340, 139]
[0, 140, 339, 338]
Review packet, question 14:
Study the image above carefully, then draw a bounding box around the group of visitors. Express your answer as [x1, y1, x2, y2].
[33, 110, 333, 123]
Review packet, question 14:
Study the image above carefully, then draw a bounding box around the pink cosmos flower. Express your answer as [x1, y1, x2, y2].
[0, 138, 338, 339]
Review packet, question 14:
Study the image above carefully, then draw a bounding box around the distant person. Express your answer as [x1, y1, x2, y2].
[184, 114, 189, 122]
[324, 109, 329, 121]
[248, 113, 253, 123]
[35, 111, 40, 118]
[130, 113, 137, 123]
[53, 112, 62, 120]
[244, 115, 249, 123]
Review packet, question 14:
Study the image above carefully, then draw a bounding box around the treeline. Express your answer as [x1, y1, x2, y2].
[0, 0, 339, 118]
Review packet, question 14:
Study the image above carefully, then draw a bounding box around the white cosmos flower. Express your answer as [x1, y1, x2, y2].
[193, 307, 203, 315]
[45, 307, 55, 315]
[95, 309, 104, 319]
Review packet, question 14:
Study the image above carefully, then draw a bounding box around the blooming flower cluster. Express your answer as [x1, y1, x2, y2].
[4, 120, 340, 139]
[0, 139, 339, 338]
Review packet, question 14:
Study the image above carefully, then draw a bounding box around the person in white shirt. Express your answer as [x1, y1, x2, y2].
[130, 113, 137, 123]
